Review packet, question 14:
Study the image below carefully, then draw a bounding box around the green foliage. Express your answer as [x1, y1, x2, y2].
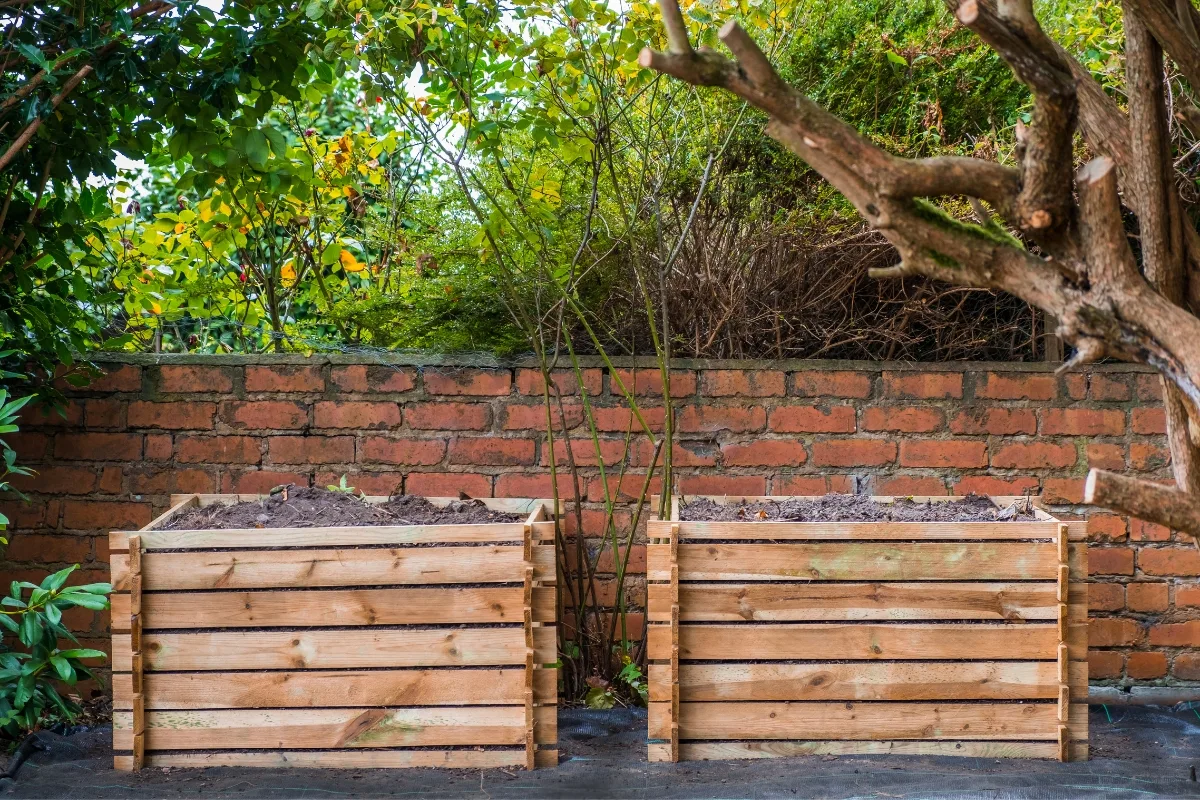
[0, 387, 34, 531]
[0, 566, 110, 740]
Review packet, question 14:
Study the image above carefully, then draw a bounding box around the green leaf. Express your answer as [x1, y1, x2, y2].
[321, 241, 341, 265]
[244, 130, 270, 168]
[0, 614, 16, 633]
[885, 50, 908, 67]
[13, 673, 33, 708]
[49, 654, 73, 681]
[41, 565, 76, 593]
[57, 649, 105, 660]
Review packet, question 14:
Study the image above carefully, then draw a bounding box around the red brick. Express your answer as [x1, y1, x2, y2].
[1130, 443, 1169, 471]
[98, 466, 122, 494]
[875, 476, 948, 496]
[423, 369, 511, 396]
[127, 401, 215, 430]
[947, 407, 1037, 435]
[314, 472, 405, 497]
[1090, 617, 1140, 647]
[678, 405, 766, 434]
[3, 534, 92, 563]
[8, 466, 97, 495]
[1087, 650, 1123, 679]
[1042, 478, 1084, 504]
[811, 440, 896, 467]
[644, 440, 719, 468]
[144, 434, 172, 461]
[862, 407, 944, 433]
[883, 371, 962, 399]
[1039, 408, 1125, 436]
[772, 475, 843, 495]
[1063, 374, 1087, 401]
[990, 441, 1077, 469]
[7, 432, 48, 461]
[1172, 653, 1200, 680]
[1087, 583, 1124, 612]
[1089, 373, 1132, 401]
[515, 368, 602, 397]
[496, 472, 578, 499]
[1086, 443, 1125, 471]
[176, 435, 262, 465]
[1126, 652, 1167, 679]
[169, 468, 215, 495]
[678, 475, 767, 496]
[899, 440, 987, 468]
[768, 405, 855, 433]
[448, 437, 535, 466]
[699, 370, 786, 397]
[548, 438, 629, 468]
[1138, 546, 1200, 576]
[245, 365, 324, 393]
[721, 440, 807, 467]
[561, 508, 632, 538]
[1129, 519, 1170, 542]
[502, 403, 583, 432]
[83, 399, 124, 429]
[1126, 582, 1169, 612]
[1177, 584, 1200, 607]
[314, 401, 401, 430]
[1089, 547, 1134, 576]
[405, 472, 493, 498]
[54, 432, 142, 461]
[88, 364, 141, 392]
[359, 437, 447, 466]
[1136, 374, 1163, 402]
[1131, 407, 1166, 435]
[974, 372, 1056, 400]
[611, 369, 695, 397]
[62, 500, 151, 531]
[1087, 513, 1127, 541]
[791, 371, 872, 398]
[408, 402, 491, 431]
[129, 468, 215, 495]
[225, 400, 308, 430]
[587, 474, 663, 503]
[369, 367, 418, 393]
[0, 499, 47, 529]
[594, 544, 646, 574]
[220, 470, 309, 494]
[331, 365, 368, 393]
[1149, 620, 1200, 646]
[267, 436, 352, 465]
[19, 402, 82, 428]
[159, 365, 233, 393]
[951, 475, 1039, 496]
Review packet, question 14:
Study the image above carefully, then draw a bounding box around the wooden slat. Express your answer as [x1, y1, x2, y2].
[650, 520, 1064, 541]
[649, 623, 1057, 661]
[648, 582, 1058, 621]
[118, 750, 529, 769]
[112, 668, 559, 709]
[113, 627, 557, 671]
[110, 546, 556, 591]
[649, 701, 1065, 741]
[648, 543, 1056, 581]
[676, 740, 1089, 760]
[110, 523, 556, 552]
[110, 587, 555, 630]
[647, 661, 1090, 702]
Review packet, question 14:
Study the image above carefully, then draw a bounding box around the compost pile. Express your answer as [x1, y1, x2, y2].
[158, 487, 523, 530]
[678, 494, 1036, 523]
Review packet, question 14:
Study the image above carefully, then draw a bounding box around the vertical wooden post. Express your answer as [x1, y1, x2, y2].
[669, 521, 680, 763]
[1056, 523, 1070, 762]
[128, 534, 145, 771]
[523, 522, 535, 770]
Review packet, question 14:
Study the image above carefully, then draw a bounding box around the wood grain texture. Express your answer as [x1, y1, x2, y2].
[112, 668, 558, 709]
[647, 623, 1058, 661]
[648, 582, 1058, 621]
[116, 750, 529, 770]
[113, 627, 557, 671]
[675, 740, 1089, 760]
[111, 523, 555, 552]
[649, 520, 1065, 541]
[648, 543, 1056, 581]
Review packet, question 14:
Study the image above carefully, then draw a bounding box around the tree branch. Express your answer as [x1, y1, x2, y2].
[1086, 469, 1200, 544]
[0, 63, 90, 174]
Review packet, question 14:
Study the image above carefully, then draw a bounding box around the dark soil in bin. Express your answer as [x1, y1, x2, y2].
[158, 487, 525, 530]
[679, 493, 1038, 523]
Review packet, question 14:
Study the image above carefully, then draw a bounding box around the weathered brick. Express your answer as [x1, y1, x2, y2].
[127, 401, 215, 430]
[98, 466, 122, 494]
[1089, 547, 1135, 576]
[314, 471, 405, 497]
[8, 432, 49, 461]
[1086, 443, 1125, 471]
[1138, 546, 1200, 576]
[405, 472, 493, 498]
[1136, 374, 1163, 402]
[423, 368, 511, 396]
[503, 403, 584, 432]
[769, 474, 852, 495]
[1129, 519, 1170, 542]
[898, 440, 987, 468]
[221, 470, 310, 494]
[1125, 652, 1167, 679]
[990, 442, 1077, 469]
[548, 438, 629, 468]
[83, 399, 124, 429]
[3, 533, 92, 563]
[144, 434, 172, 461]
[678, 405, 766, 434]
[678, 475, 767, 495]
[611, 369, 696, 397]
[62, 500, 151, 531]
[768, 405, 855, 433]
[130, 467, 215, 495]
[1090, 617, 1140, 647]
[587, 474, 663, 503]
[721, 440, 807, 467]
[359, 437, 447, 466]
[1041, 478, 1084, 504]
[314, 401, 402, 430]
[1087, 583, 1124, 612]
[245, 364, 324, 393]
[267, 436, 352, 465]
[1129, 443, 1169, 471]
[1089, 373, 1132, 401]
[408, 402, 491, 431]
[1177, 584, 1200, 607]
[225, 400, 309, 430]
[1086, 513, 1127, 541]
[330, 365, 368, 393]
[647, 440, 719, 468]
[496, 472, 577, 499]
[1149, 620, 1200, 647]
[159, 365, 234, 393]
[811, 440, 897, 467]
[448, 437, 536, 466]
[882, 371, 962, 399]
[947, 407, 1037, 435]
[19, 402, 82, 428]
[875, 476, 948, 496]
[1125, 582, 1169, 612]
[1172, 653, 1200, 680]
[790, 371, 872, 398]
[8, 466, 97, 495]
[515, 368, 603, 397]
[176, 435, 262, 465]
[699, 370, 786, 397]
[87, 364, 141, 392]
[974, 372, 1056, 400]
[54, 432, 142, 461]
[951, 475, 1039, 496]
[1131, 407, 1167, 435]
[862, 406, 944, 433]
[369, 367, 418, 393]
[1062, 374, 1086, 400]
[1039, 408, 1124, 436]
[1087, 650, 1123, 679]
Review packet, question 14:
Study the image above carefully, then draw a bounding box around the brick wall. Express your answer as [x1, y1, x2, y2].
[2, 354, 1197, 690]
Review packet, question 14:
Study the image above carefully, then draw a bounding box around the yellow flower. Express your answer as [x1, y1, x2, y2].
[281, 260, 298, 286]
[339, 249, 365, 272]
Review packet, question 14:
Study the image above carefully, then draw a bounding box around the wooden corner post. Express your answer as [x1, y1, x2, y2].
[669, 521, 680, 763]
[128, 533, 145, 771]
[522, 520, 536, 770]
[1056, 523, 1070, 762]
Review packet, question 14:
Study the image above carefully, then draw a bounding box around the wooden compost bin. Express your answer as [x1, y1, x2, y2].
[108, 493, 558, 771]
[646, 495, 1088, 763]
